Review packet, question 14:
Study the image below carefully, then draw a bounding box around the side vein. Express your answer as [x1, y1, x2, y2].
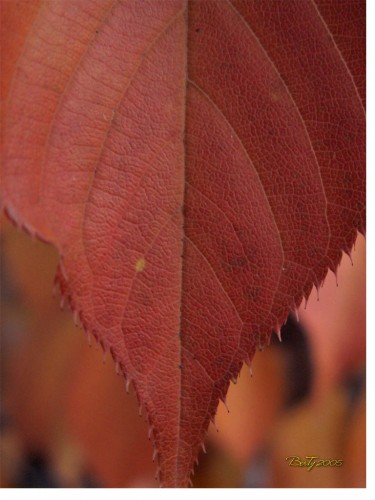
[310, 0, 366, 116]
[226, 0, 331, 260]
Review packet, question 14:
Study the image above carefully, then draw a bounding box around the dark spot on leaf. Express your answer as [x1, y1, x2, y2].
[245, 286, 260, 301]
[228, 256, 246, 268]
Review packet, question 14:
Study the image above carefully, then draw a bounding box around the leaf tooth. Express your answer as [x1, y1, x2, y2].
[18, 219, 37, 241]
[333, 269, 339, 286]
[125, 378, 131, 393]
[303, 294, 309, 310]
[220, 395, 230, 413]
[201, 442, 207, 454]
[210, 415, 219, 432]
[154, 466, 161, 482]
[73, 309, 79, 327]
[86, 330, 92, 347]
[274, 324, 282, 342]
[59, 295, 65, 310]
[152, 448, 158, 462]
[115, 361, 120, 375]
[93, 330, 102, 348]
[293, 303, 300, 322]
[243, 355, 254, 376]
[3, 204, 20, 229]
[314, 282, 320, 302]
[98, 338, 106, 351]
[188, 478, 193, 487]
[343, 246, 354, 266]
[148, 426, 154, 440]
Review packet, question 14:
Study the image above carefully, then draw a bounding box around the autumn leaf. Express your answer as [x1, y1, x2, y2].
[0, 0, 365, 487]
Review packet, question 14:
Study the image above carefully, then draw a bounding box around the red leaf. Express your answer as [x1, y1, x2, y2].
[1, 0, 365, 487]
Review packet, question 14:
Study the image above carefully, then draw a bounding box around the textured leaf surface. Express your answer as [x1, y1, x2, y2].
[1, 0, 365, 487]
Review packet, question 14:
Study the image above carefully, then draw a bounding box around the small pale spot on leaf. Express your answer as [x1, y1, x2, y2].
[135, 257, 146, 272]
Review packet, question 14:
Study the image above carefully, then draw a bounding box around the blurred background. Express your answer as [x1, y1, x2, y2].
[0, 214, 365, 488]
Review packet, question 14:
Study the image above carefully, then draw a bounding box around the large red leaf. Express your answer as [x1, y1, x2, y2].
[0, 0, 365, 487]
